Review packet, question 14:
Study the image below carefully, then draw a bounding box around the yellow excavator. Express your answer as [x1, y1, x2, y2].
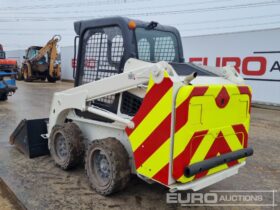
[19, 35, 61, 82]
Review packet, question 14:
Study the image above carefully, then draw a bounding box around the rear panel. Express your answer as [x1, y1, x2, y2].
[125, 73, 251, 186]
[172, 85, 251, 183]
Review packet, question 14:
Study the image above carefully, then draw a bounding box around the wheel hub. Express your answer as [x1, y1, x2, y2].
[55, 134, 67, 160]
[93, 151, 110, 184]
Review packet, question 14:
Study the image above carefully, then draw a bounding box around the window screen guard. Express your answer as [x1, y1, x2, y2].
[81, 26, 124, 111]
[135, 28, 179, 63]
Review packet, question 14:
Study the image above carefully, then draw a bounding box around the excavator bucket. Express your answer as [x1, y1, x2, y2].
[9, 118, 49, 158]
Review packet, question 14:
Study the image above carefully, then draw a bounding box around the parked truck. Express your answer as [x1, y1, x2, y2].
[0, 44, 17, 101]
[0, 44, 18, 74]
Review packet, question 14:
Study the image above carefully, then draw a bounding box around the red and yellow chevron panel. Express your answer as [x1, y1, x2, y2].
[125, 73, 252, 186]
[172, 84, 251, 183]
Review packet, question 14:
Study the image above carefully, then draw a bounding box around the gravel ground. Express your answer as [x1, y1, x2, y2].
[0, 81, 279, 210]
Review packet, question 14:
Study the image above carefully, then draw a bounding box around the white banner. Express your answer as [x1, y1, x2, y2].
[183, 29, 280, 105]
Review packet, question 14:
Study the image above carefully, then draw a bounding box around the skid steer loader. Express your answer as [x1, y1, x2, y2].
[10, 17, 253, 195]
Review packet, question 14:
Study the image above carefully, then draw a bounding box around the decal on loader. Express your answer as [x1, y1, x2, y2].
[126, 73, 252, 186]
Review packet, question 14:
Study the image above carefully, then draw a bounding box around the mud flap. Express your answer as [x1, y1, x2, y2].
[9, 118, 49, 158]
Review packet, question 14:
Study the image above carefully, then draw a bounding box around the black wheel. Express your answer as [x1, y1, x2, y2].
[49, 123, 85, 170]
[85, 138, 130, 195]
[22, 65, 32, 82]
[47, 74, 56, 83]
[0, 94, 7, 101]
[16, 70, 23, 80]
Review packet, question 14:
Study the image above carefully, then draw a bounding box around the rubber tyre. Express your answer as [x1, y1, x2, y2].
[22, 65, 32, 82]
[16, 70, 23, 80]
[47, 74, 56, 83]
[40, 75, 47, 81]
[49, 123, 85, 170]
[85, 138, 130, 195]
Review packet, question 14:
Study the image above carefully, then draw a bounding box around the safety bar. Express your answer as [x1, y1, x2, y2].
[184, 147, 253, 177]
[86, 106, 134, 129]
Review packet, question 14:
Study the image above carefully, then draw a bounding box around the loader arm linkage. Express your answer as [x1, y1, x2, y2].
[48, 60, 175, 135]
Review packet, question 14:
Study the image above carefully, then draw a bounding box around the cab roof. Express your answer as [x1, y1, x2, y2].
[74, 16, 180, 38]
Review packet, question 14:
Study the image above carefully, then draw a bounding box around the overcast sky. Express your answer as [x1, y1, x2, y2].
[0, 0, 280, 50]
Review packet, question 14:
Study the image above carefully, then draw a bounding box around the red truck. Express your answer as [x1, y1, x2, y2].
[0, 44, 18, 74]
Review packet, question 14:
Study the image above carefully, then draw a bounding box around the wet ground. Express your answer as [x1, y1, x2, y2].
[0, 178, 25, 210]
[0, 81, 279, 210]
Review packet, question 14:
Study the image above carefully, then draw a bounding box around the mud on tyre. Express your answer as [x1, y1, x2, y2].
[85, 138, 130, 195]
[49, 123, 85, 170]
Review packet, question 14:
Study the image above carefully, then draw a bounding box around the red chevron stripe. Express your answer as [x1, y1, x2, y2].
[174, 87, 208, 131]
[133, 86, 208, 170]
[134, 114, 171, 169]
[152, 163, 169, 185]
[172, 130, 208, 180]
[238, 86, 252, 113]
[232, 124, 248, 148]
[125, 78, 173, 136]
[194, 132, 238, 179]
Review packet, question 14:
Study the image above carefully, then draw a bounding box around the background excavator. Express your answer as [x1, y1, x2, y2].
[19, 35, 61, 82]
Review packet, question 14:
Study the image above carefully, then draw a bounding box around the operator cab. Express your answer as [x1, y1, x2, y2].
[73, 16, 216, 119]
[25, 46, 47, 63]
[24, 46, 48, 72]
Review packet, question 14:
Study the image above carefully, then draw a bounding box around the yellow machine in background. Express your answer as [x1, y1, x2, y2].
[19, 35, 61, 82]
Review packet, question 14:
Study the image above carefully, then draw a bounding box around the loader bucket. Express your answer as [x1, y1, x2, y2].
[9, 118, 49, 158]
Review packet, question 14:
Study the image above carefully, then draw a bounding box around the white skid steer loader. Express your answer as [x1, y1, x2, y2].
[10, 17, 253, 195]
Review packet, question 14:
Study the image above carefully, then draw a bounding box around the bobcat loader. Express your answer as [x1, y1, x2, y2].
[10, 17, 253, 195]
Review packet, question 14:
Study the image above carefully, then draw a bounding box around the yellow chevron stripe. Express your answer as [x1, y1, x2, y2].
[177, 127, 246, 182]
[140, 86, 226, 181]
[146, 71, 170, 93]
[204, 85, 222, 97]
[137, 86, 195, 178]
[129, 87, 173, 151]
[137, 138, 170, 177]
[175, 85, 250, 183]
[223, 127, 244, 151]
[206, 161, 229, 176]
[132, 78, 251, 184]
[146, 74, 155, 93]
[177, 132, 216, 183]
[172, 85, 221, 163]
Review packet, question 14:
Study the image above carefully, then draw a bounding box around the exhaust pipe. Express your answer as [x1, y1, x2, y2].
[184, 72, 197, 84]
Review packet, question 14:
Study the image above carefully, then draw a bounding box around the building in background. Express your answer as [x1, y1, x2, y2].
[1, 0, 279, 105]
